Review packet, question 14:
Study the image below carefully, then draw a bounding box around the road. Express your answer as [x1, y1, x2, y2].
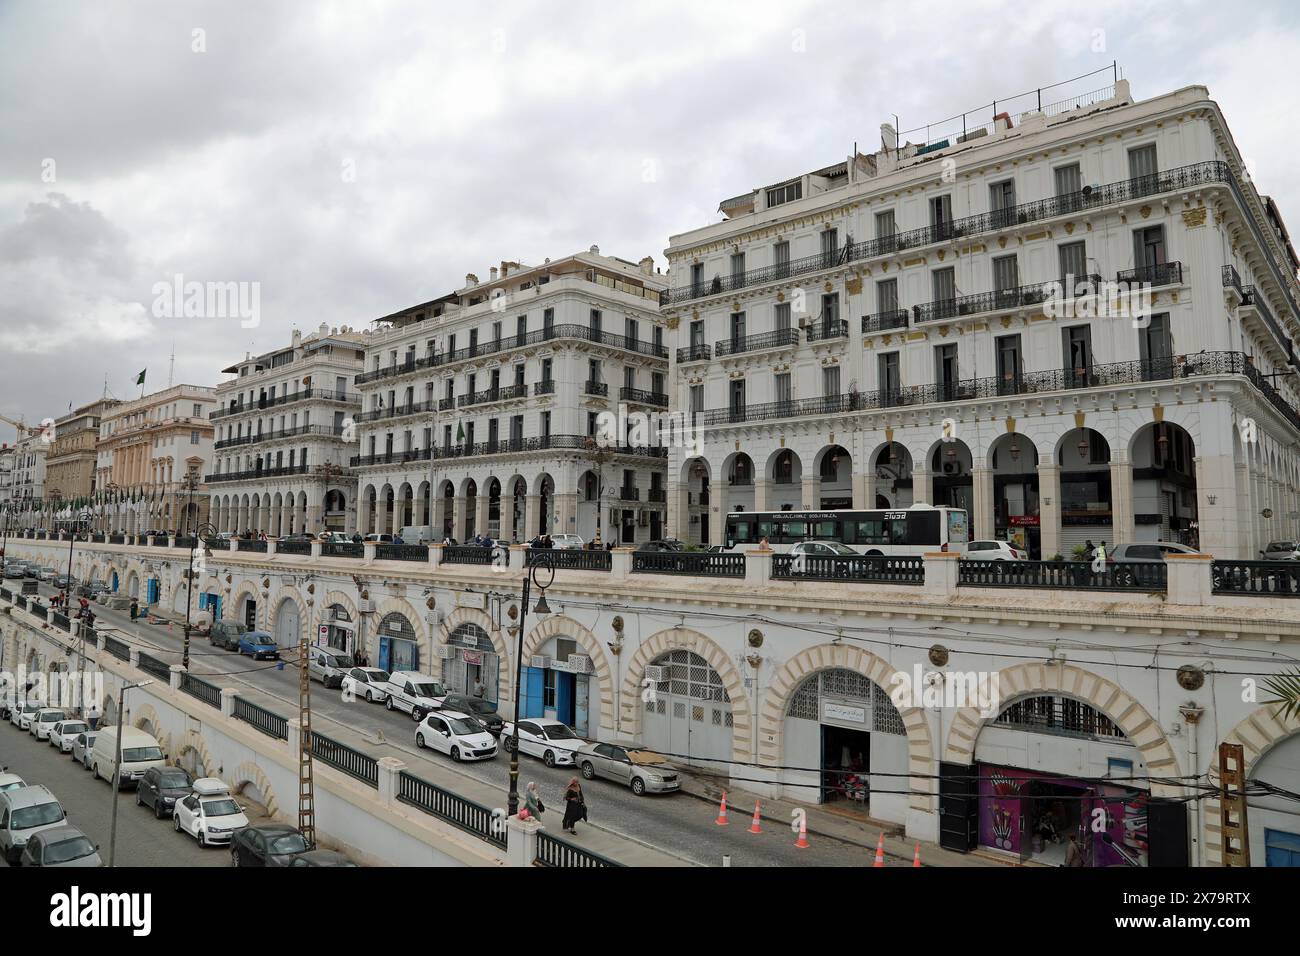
[0, 721, 253, 867]
[17, 570, 896, 866]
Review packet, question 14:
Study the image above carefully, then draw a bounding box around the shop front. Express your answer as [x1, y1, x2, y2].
[519, 636, 595, 737]
[377, 611, 420, 673]
[321, 604, 355, 654]
[440, 623, 500, 705]
[640, 649, 732, 770]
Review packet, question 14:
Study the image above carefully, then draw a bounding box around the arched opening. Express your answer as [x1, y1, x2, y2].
[1055, 428, 1113, 557]
[324, 488, 347, 532]
[641, 649, 732, 769]
[577, 470, 599, 542]
[463, 480, 478, 540]
[721, 452, 755, 516]
[487, 478, 502, 539]
[989, 432, 1040, 557]
[1131, 421, 1198, 548]
[443, 622, 500, 704]
[765, 449, 802, 510]
[931, 438, 974, 511]
[323, 602, 355, 654]
[682, 458, 711, 545]
[815, 445, 852, 509]
[535, 474, 554, 538]
[377, 611, 419, 673]
[871, 442, 913, 508]
[273, 596, 301, 650]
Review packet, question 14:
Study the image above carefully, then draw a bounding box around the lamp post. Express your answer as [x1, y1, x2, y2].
[108, 679, 153, 867]
[584, 436, 614, 548]
[506, 551, 553, 816]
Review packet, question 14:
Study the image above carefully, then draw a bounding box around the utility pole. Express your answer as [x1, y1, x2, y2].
[1218, 742, 1251, 866]
[108, 680, 152, 867]
[298, 620, 316, 845]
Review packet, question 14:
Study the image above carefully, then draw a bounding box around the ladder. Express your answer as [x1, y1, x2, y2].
[298, 631, 316, 845]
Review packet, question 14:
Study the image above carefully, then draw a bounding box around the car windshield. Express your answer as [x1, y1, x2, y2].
[45, 835, 97, 864]
[269, 833, 309, 855]
[446, 716, 482, 735]
[122, 746, 163, 762]
[203, 798, 241, 816]
[22, 704, 42, 714]
[1270, 542, 1296, 550]
[327, 655, 355, 668]
[12, 803, 63, 829]
[825, 543, 858, 555]
[466, 699, 495, 715]
[60, 723, 87, 735]
[544, 724, 577, 740]
[159, 772, 191, 788]
[41, 712, 66, 723]
[367, 669, 390, 682]
[413, 683, 444, 698]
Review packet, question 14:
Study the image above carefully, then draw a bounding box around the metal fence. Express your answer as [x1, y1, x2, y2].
[180, 672, 221, 708]
[534, 830, 623, 867]
[526, 548, 612, 571]
[276, 540, 312, 555]
[771, 554, 925, 584]
[233, 697, 289, 740]
[52, 611, 71, 631]
[396, 770, 506, 848]
[104, 635, 131, 661]
[958, 560, 1168, 591]
[442, 546, 497, 566]
[137, 652, 171, 681]
[322, 542, 364, 558]
[376, 543, 429, 562]
[311, 731, 378, 787]
[1211, 560, 1300, 597]
[631, 551, 745, 577]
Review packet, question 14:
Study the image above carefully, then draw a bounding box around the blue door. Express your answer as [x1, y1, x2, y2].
[111, 571, 118, 592]
[378, 636, 391, 672]
[520, 666, 545, 719]
[147, 578, 159, 604]
[556, 672, 575, 728]
[1265, 828, 1300, 867]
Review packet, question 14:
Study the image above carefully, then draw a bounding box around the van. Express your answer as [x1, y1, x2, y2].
[398, 525, 433, 544]
[90, 726, 166, 788]
[308, 646, 355, 688]
[0, 785, 67, 864]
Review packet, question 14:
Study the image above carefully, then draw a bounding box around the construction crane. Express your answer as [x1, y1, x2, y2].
[0, 411, 41, 443]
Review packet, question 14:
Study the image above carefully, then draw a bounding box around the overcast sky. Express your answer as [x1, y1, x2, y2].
[2, 0, 1298, 428]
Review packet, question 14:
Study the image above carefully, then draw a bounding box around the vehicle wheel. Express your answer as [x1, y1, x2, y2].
[135, 791, 142, 806]
[631, 777, 646, 796]
[385, 697, 394, 712]
[412, 708, 424, 722]
[581, 761, 595, 780]
[231, 849, 240, 867]
[415, 733, 425, 749]
[174, 815, 181, 832]
[450, 747, 461, 762]
[503, 737, 516, 753]
[197, 830, 206, 847]
[155, 801, 164, 820]
[543, 750, 556, 768]
[365, 691, 374, 702]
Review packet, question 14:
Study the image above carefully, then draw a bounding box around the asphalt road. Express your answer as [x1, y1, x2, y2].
[18, 571, 892, 866]
[0, 720, 243, 867]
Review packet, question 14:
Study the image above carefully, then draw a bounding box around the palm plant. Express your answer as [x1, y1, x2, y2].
[1263, 669, 1300, 723]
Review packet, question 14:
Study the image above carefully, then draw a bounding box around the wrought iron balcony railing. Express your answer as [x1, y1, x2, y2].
[619, 387, 668, 407]
[210, 388, 358, 420]
[861, 309, 909, 334]
[805, 318, 849, 342]
[457, 383, 527, 408]
[714, 328, 800, 357]
[677, 344, 712, 363]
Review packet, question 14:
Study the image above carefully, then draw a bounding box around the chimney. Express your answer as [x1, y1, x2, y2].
[291, 329, 302, 347]
[880, 122, 898, 153]
[499, 260, 509, 278]
[639, 256, 654, 276]
[589, 244, 600, 255]
[465, 273, 478, 287]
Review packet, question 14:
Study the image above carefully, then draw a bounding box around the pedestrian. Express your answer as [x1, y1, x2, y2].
[562, 777, 587, 834]
[524, 781, 544, 820]
[1083, 539, 1095, 559]
[1065, 834, 1085, 867]
[129, 598, 139, 621]
[472, 677, 485, 699]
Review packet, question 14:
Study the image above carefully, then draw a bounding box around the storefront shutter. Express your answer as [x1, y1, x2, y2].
[1147, 798, 1189, 867]
[938, 761, 979, 852]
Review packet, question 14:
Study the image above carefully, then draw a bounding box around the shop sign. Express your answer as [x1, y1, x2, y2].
[461, 649, 482, 665]
[823, 702, 867, 724]
[317, 624, 329, 645]
[551, 655, 592, 674]
[1009, 515, 1040, 526]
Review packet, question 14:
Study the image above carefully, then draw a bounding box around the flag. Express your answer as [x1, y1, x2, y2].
[456, 421, 465, 442]
[135, 369, 147, 386]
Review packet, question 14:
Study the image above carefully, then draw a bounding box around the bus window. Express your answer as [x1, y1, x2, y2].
[889, 517, 908, 543]
[850, 518, 886, 545]
[904, 511, 940, 545]
[756, 520, 773, 539]
[814, 520, 838, 539]
[732, 521, 752, 541]
[779, 520, 808, 540]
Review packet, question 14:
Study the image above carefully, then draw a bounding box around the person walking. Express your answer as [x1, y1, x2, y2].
[562, 777, 587, 834]
[524, 781, 544, 820]
[472, 677, 485, 699]
[129, 598, 139, 621]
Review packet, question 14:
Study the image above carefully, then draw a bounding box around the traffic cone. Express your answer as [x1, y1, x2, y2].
[795, 816, 810, 849]
[748, 800, 762, 834]
[912, 842, 922, 867]
[873, 831, 886, 867]
[714, 791, 729, 826]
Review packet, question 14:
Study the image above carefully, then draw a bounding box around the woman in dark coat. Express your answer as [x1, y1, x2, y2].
[562, 777, 586, 834]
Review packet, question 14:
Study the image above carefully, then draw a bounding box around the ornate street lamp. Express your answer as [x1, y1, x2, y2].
[505, 552, 554, 816]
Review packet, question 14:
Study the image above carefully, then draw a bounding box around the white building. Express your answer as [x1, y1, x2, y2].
[12, 430, 49, 512]
[208, 324, 367, 535]
[352, 248, 671, 545]
[662, 80, 1300, 559]
[0, 444, 15, 511]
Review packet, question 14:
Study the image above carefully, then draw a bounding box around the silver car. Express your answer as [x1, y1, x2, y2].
[1261, 540, 1300, 561]
[18, 824, 102, 867]
[574, 743, 680, 795]
[72, 731, 100, 770]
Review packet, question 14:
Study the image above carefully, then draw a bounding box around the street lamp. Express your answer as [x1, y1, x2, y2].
[583, 436, 615, 548]
[108, 679, 153, 867]
[182, 520, 216, 671]
[506, 552, 554, 816]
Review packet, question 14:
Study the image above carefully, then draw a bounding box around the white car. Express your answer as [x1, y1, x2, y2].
[383, 672, 447, 721]
[11, 701, 42, 730]
[415, 710, 497, 762]
[0, 768, 25, 793]
[789, 540, 861, 557]
[49, 720, 89, 753]
[30, 708, 69, 741]
[549, 534, 585, 550]
[340, 666, 391, 704]
[72, 732, 99, 770]
[963, 540, 1027, 561]
[173, 778, 250, 847]
[500, 718, 585, 767]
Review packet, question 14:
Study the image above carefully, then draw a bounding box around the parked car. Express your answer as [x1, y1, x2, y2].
[1108, 542, 1200, 562]
[362, 533, 394, 543]
[383, 672, 447, 721]
[18, 824, 102, 867]
[340, 666, 391, 703]
[789, 540, 861, 557]
[963, 540, 1027, 561]
[415, 710, 497, 761]
[30, 708, 68, 741]
[173, 778, 250, 847]
[49, 719, 89, 753]
[0, 768, 26, 793]
[53, 574, 75, 589]
[71, 732, 99, 770]
[549, 534, 585, 550]
[639, 539, 685, 553]
[575, 742, 680, 795]
[36, 567, 57, 582]
[135, 766, 195, 820]
[237, 630, 280, 660]
[500, 718, 584, 767]
[91, 726, 165, 787]
[0, 785, 67, 864]
[2, 566, 23, 580]
[1261, 540, 1300, 561]
[308, 646, 354, 688]
[436, 694, 504, 735]
[230, 823, 312, 866]
[287, 848, 357, 867]
[209, 620, 248, 651]
[11, 701, 43, 731]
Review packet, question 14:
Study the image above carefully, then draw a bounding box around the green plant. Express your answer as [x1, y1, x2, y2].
[1050, 553, 1064, 562]
[1070, 544, 1089, 561]
[1263, 669, 1300, 723]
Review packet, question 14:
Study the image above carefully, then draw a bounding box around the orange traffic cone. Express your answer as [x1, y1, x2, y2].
[873, 831, 886, 867]
[912, 842, 922, 867]
[795, 815, 810, 849]
[714, 791, 729, 826]
[748, 800, 763, 834]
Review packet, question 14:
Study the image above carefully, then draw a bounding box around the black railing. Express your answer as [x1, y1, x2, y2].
[585, 380, 609, 397]
[527, 548, 611, 572]
[862, 309, 910, 334]
[322, 542, 364, 558]
[240, 540, 269, 553]
[677, 344, 712, 363]
[458, 383, 528, 408]
[210, 387, 358, 420]
[276, 540, 312, 555]
[913, 279, 1061, 324]
[396, 770, 506, 849]
[1116, 261, 1183, 287]
[715, 328, 800, 357]
[205, 538, 230, 550]
[535, 830, 622, 867]
[442, 546, 497, 566]
[233, 697, 289, 740]
[138, 652, 171, 681]
[772, 554, 924, 584]
[109, 534, 125, 544]
[994, 695, 1127, 740]
[150, 537, 170, 547]
[53, 611, 71, 631]
[180, 672, 222, 708]
[648, 488, 667, 503]
[104, 635, 130, 661]
[958, 560, 1167, 591]
[214, 424, 346, 449]
[28, 600, 47, 617]
[353, 400, 437, 424]
[619, 387, 668, 407]
[376, 543, 429, 562]
[351, 433, 669, 467]
[0, 588, 9, 602]
[665, 161, 1236, 304]
[205, 464, 310, 483]
[806, 318, 849, 342]
[534, 380, 556, 396]
[312, 731, 378, 788]
[632, 551, 745, 577]
[1211, 560, 1300, 597]
[618, 486, 640, 500]
[174, 536, 197, 549]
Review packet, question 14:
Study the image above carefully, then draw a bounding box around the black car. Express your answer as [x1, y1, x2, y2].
[209, 620, 248, 651]
[135, 766, 195, 820]
[640, 539, 685, 553]
[231, 824, 313, 867]
[438, 695, 505, 735]
[287, 849, 357, 867]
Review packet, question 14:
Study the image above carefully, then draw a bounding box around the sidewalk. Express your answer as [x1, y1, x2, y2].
[675, 768, 1003, 867]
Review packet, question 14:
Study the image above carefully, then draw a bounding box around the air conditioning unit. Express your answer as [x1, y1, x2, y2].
[358, 599, 376, 613]
[943, 462, 960, 475]
[638, 511, 649, 527]
[568, 654, 592, 674]
[434, 644, 456, 660]
[530, 654, 551, 669]
[797, 314, 810, 328]
[644, 664, 667, 682]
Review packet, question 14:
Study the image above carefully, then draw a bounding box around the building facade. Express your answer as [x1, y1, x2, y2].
[207, 324, 367, 535]
[0, 445, 14, 511]
[11, 430, 48, 512]
[662, 80, 1300, 559]
[351, 248, 671, 545]
[94, 384, 217, 533]
[46, 399, 120, 504]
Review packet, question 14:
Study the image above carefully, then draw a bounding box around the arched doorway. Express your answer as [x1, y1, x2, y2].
[1131, 421, 1198, 547]
[377, 611, 419, 673]
[682, 458, 711, 545]
[443, 622, 500, 704]
[642, 650, 732, 769]
[871, 442, 913, 508]
[989, 432, 1040, 557]
[1056, 428, 1112, 558]
[815, 445, 852, 509]
[273, 597, 301, 650]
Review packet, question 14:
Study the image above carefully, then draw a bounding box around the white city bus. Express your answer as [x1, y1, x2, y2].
[723, 504, 970, 556]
